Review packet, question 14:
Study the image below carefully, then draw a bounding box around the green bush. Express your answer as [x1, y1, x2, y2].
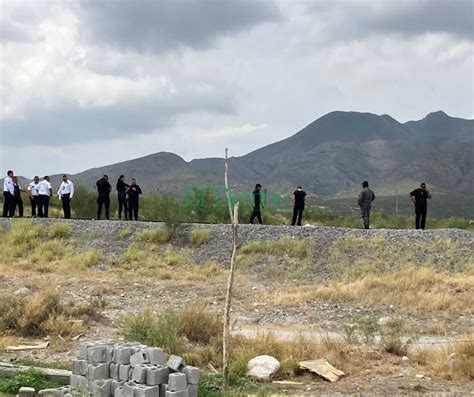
[136, 228, 169, 243]
[190, 229, 210, 246]
[49, 222, 71, 239]
[0, 369, 60, 394]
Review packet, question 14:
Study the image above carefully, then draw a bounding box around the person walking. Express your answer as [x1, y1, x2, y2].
[37, 176, 53, 218]
[2, 170, 14, 217]
[12, 176, 25, 217]
[96, 175, 112, 220]
[116, 175, 129, 220]
[127, 179, 142, 221]
[27, 176, 40, 217]
[358, 181, 375, 229]
[291, 185, 306, 226]
[57, 174, 74, 219]
[410, 182, 432, 230]
[249, 183, 263, 224]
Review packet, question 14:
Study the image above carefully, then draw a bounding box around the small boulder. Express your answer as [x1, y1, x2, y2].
[14, 287, 30, 296]
[247, 355, 280, 380]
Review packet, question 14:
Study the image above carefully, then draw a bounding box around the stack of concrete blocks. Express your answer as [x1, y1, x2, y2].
[69, 340, 200, 397]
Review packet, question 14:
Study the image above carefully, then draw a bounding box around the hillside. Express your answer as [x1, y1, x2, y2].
[5, 111, 473, 209]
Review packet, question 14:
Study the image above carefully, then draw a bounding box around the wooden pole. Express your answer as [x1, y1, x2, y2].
[223, 148, 239, 389]
[224, 148, 234, 225]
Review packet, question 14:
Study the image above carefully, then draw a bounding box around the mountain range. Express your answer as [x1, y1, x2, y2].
[5, 111, 474, 202]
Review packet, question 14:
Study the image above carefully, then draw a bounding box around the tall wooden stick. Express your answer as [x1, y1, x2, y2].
[223, 148, 239, 389]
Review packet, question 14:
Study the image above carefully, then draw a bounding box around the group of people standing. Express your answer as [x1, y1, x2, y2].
[2, 171, 142, 221]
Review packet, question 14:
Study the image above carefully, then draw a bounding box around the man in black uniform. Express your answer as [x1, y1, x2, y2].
[3, 170, 14, 218]
[291, 185, 306, 226]
[127, 178, 142, 221]
[249, 183, 263, 224]
[410, 182, 432, 230]
[358, 181, 375, 229]
[116, 175, 129, 220]
[12, 176, 24, 217]
[96, 175, 112, 220]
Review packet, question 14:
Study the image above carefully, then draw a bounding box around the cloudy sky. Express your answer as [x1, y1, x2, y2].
[1, 0, 472, 177]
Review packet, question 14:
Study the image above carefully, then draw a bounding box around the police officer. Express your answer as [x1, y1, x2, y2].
[291, 185, 306, 226]
[2, 170, 14, 217]
[96, 175, 112, 220]
[37, 176, 53, 218]
[27, 176, 40, 217]
[249, 183, 263, 224]
[57, 174, 74, 219]
[410, 182, 432, 230]
[127, 178, 142, 221]
[116, 175, 129, 220]
[358, 181, 375, 229]
[12, 176, 25, 217]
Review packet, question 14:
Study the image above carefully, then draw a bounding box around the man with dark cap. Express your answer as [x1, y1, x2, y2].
[410, 182, 432, 230]
[116, 175, 129, 220]
[358, 181, 375, 229]
[291, 185, 306, 226]
[96, 175, 112, 220]
[127, 178, 142, 221]
[249, 183, 263, 224]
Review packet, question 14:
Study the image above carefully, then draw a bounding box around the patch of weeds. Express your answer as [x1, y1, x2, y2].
[191, 229, 210, 246]
[0, 368, 60, 394]
[136, 228, 169, 243]
[357, 317, 380, 345]
[177, 305, 221, 344]
[117, 227, 134, 240]
[49, 222, 71, 239]
[381, 318, 416, 356]
[241, 237, 313, 259]
[342, 322, 358, 344]
[122, 244, 146, 264]
[12, 357, 71, 370]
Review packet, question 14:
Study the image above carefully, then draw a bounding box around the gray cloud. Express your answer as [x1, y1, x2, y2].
[2, 91, 237, 144]
[77, 0, 282, 53]
[0, 19, 38, 43]
[310, 0, 473, 41]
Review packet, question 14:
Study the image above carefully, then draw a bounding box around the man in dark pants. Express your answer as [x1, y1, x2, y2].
[116, 175, 129, 220]
[57, 175, 74, 219]
[249, 183, 263, 224]
[37, 176, 53, 218]
[410, 182, 432, 229]
[3, 170, 14, 217]
[96, 175, 112, 220]
[12, 176, 25, 217]
[358, 181, 375, 229]
[291, 185, 306, 226]
[127, 179, 142, 220]
[27, 176, 40, 217]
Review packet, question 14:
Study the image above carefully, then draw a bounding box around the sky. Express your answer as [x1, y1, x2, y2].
[1, 0, 473, 177]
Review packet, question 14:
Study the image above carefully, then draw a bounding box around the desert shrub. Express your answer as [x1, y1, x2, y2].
[29, 240, 69, 265]
[136, 228, 169, 243]
[117, 228, 133, 240]
[42, 314, 85, 337]
[49, 222, 71, 239]
[241, 237, 313, 259]
[190, 229, 210, 246]
[122, 244, 146, 263]
[18, 290, 62, 336]
[69, 250, 102, 269]
[0, 369, 59, 394]
[177, 305, 221, 344]
[380, 318, 414, 356]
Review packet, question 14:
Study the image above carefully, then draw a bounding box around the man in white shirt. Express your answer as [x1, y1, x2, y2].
[2, 170, 14, 217]
[57, 174, 74, 219]
[37, 176, 53, 218]
[27, 176, 40, 218]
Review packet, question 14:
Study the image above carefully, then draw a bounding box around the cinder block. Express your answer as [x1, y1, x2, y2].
[168, 373, 187, 392]
[91, 379, 112, 397]
[18, 387, 36, 397]
[88, 345, 107, 363]
[146, 348, 167, 365]
[131, 344, 149, 355]
[111, 380, 125, 396]
[88, 362, 110, 380]
[72, 358, 88, 376]
[119, 364, 131, 381]
[38, 389, 63, 397]
[165, 390, 189, 397]
[123, 381, 140, 397]
[187, 384, 198, 397]
[79, 341, 97, 359]
[70, 374, 89, 393]
[132, 364, 149, 383]
[182, 366, 200, 385]
[105, 345, 115, 362]
[113, 346, 132, 365]
[134, 385, 160, 397]
[130, 351, 149, 367]
[146, 365, 170, 386]
[159, 384, 167, 397]
[114, 386, 126, 397]
[110, 363, 120, 380]
[167, 355, 184, 372]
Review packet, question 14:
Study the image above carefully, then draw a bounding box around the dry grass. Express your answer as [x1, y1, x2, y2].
[267, 266, 473, 315]
[411, 337, 474, 380]
[190, 229, 210, 246]
[48, 223, 71, 239]
[136, 228, 170, 243]
[177, 305, 221, 344]
[241, 237, 313, 259]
